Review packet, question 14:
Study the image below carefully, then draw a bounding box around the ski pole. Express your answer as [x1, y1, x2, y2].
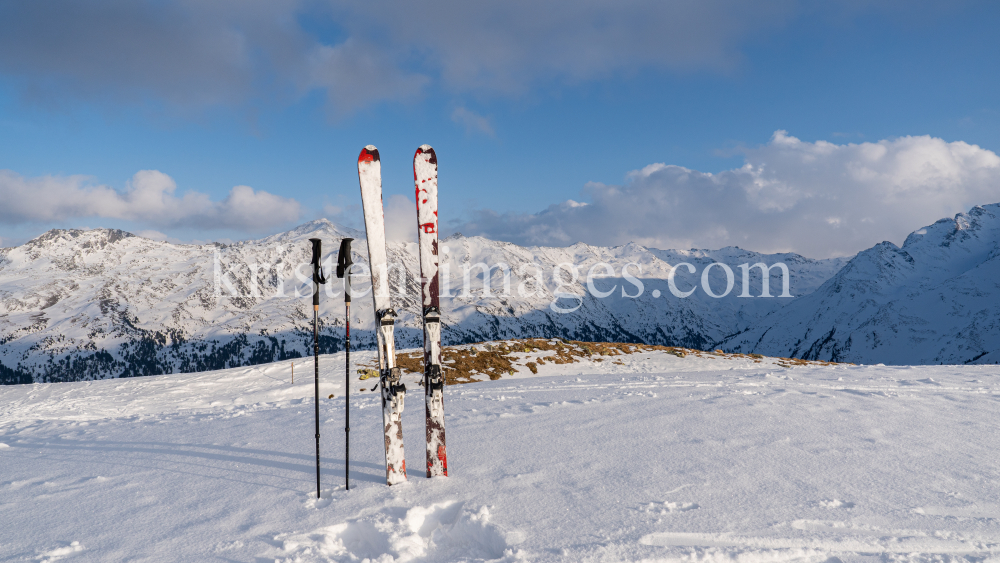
[309, 238, 329, 499]
[336, 238, 354, 491]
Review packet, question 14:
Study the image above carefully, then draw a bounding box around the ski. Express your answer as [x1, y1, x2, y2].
[358, 145, 407, 486]
[414, 144, 448, 478]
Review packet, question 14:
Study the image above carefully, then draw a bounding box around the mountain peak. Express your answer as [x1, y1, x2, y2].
[25, 228, 135, 249]
[297, 218, 336, 230]
[721, 201, 1000, 365]
[256, 219, 363, 245]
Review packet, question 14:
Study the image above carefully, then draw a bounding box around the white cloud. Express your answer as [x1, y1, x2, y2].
[451, 107, 495, 136]
[216, 184, 302, 230]
[337, 0, 799, 95]
[0, 0, 293, 109]
[0, 169, 301, 233]
[307, 39, 430, 116]
[6, 1, 960, 120]
[0, 0, 808, 116]
[457, 132, 1000, 258]
[383, 194, 417, 243]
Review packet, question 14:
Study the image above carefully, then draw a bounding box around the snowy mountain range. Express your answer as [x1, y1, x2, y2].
[4, 202, 998, 383]
[0, 219, 844, 383]
[721, 203, 1000, 366]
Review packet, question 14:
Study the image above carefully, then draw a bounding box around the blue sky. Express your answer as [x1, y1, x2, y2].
[1, 1, 999, 257]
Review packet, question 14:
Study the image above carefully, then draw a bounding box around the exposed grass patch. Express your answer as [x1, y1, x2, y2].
[360, 338, 844, 386]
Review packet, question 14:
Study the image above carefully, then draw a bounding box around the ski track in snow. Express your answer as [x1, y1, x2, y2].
[2, 349, 1000, 562]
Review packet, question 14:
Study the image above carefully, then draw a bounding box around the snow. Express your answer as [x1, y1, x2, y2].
[3, 349, 1000, 561]
[725, 203, 1000, 364]
[0, 220, 847, 383]
[414, 143, 439, 312]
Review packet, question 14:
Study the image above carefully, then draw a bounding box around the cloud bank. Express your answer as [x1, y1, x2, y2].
[0, 0, 798, 114]
[7, 132, 997, 257]
[0, 169, 301, 232]
[456, 132, 1000, 258]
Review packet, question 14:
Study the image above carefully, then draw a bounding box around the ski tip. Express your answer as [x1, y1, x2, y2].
[414, 145, 436, 165]
[359, 146, 380, 163]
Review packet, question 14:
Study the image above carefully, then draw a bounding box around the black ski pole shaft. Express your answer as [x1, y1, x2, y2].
[313, 303, 321, 498]
[345, 301, 350, 490]
[309, 238, 328, 499]
[336, 238, 354, 491]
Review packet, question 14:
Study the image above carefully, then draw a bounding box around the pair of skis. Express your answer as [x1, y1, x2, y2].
[358, 145, 448, 485]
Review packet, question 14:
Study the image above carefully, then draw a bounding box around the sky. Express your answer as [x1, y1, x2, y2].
[1, 0, 999, 257]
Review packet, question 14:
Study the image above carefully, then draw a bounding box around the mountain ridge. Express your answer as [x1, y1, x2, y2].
[0, 220, 845, 383]
[11, 200, 997, 384]
[720, 203, 1000, 365]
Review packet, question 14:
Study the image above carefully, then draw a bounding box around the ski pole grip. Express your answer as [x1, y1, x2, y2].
[309, 238, 324, 306]
[337, 238, 355, 303]
[310, 238, 323, 268]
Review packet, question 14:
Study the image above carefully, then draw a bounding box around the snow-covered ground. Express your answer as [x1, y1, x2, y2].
[3, 348, 1000, 562]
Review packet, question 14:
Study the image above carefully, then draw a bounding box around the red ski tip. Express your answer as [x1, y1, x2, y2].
[416, 145, 437, 165]
[359, 146, 379, 163]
